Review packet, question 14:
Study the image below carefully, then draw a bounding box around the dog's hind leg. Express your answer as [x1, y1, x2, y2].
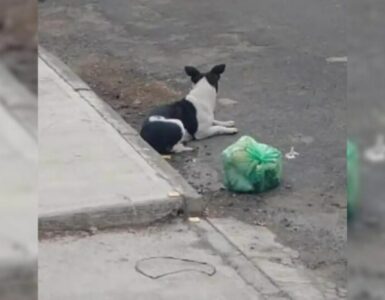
[195, 125, 238, 140]
[213, 120, 235, 127]
[171, 143, 194, 153]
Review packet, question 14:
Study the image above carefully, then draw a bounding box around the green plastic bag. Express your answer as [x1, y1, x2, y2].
[222, 136, 283, 193]
[347, 140, 359, 221]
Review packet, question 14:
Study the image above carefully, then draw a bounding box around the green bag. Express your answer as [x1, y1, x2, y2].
[222, 136, 283, 193]
[347, 140, 359, 221]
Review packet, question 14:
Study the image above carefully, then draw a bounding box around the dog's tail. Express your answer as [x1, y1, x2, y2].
[140, 120, 183, 154]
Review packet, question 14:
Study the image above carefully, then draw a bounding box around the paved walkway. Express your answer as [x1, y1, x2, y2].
[40, 219, 265, 300]
[0, 63, 37, 300]
[40, 218, 343, 300]
[38, 50, 200, 231]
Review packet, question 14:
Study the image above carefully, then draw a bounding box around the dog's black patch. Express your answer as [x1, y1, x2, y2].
[144, 99, 198, 138]
[205, 64, 226, 91]
[176, 99, 198, 138]
[205, 73, 220, 91]
[140, 121, 183, 154]
[185, 64, 226, 91]
[184, 66, 203, 84]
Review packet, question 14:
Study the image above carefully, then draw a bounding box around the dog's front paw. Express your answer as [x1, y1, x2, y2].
[224, 120, 235, 127]
[228, 127, 238, 135]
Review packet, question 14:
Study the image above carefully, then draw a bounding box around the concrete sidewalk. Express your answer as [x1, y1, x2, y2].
[39, 218, 343, 300]
[40, 219, 264, 300]
[38, 49, 200, 232]
[0, 63, 37, 300]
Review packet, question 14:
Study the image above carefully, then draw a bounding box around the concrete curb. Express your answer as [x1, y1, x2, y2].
[194, 218, 343, 300]
[193, 220, 285, 299]
[204, 218, 343, 300]
[38, 47, 202, 232]
[40, 197, 183, 232]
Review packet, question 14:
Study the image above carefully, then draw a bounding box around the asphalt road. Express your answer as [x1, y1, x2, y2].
[39, 0, 347, 290]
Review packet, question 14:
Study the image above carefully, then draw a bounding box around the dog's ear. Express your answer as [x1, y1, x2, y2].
[184, 66, 201, 78]
[210, 64, 226, 75]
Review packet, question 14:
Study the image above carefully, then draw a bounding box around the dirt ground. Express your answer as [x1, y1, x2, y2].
[0, 0, 37, 93]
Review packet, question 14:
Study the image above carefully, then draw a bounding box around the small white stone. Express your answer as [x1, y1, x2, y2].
[168, 191, 181, 197]
[326, 56, 347, 63]
[188, 217, 201, 223]
[218, 98, 238, 106]
[285, 146, 300, 160]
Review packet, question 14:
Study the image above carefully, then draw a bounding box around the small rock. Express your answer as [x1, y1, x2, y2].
[189, 217, 200, 223]
[254, 220, 266, 226]
[168, 191, 181, 197]
[331, 202, 347, 209]
[89, 226, 98, 235]
[336, 287, 347, 297]
[203, 208, 209, 216]
[326, 56, 347, 63]
[218, 98, 238, 106]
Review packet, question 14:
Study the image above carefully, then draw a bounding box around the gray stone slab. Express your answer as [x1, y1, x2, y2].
[39, 220, 263, 300]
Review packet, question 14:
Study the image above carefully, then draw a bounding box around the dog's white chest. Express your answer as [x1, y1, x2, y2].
[194, 102, 214, 128]
[186, 79, 217, 132]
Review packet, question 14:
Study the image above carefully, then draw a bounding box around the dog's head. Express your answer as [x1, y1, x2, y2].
[184, 64, 226, 92]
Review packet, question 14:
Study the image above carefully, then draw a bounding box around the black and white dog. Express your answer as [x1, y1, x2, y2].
[140, 64, 237, 154]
